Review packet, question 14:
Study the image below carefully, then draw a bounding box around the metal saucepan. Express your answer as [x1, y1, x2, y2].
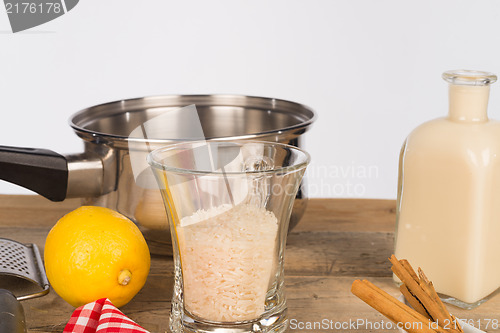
[0, 95, 316, 254]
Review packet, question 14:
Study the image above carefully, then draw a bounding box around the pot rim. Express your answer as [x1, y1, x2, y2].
[68, 94, 317, 145]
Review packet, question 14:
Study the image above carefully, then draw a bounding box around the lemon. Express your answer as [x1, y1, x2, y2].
[44, 206, 151, 308]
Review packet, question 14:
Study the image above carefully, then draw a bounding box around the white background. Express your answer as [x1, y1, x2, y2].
[1, 0, 500, 199]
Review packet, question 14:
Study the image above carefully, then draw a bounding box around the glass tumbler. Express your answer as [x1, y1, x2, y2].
[147, 141, 310, 333]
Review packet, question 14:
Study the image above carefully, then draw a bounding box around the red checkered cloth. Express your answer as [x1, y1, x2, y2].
[63, 298, 150, 333]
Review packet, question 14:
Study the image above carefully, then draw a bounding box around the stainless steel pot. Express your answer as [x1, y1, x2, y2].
[0, 95, 316, 254]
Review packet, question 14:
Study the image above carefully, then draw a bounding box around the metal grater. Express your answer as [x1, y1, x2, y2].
[0, 238, 49, 301]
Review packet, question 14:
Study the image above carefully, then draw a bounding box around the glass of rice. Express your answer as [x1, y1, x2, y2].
[148, 140, 310, 333]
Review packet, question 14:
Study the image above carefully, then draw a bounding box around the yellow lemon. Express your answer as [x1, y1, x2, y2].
[44, 206, 151, 308]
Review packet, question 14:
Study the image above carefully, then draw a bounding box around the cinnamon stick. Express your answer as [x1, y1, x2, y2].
[400, 259, 420, 282]
[398, 260, 429, 318]
[400, 284, 431, 320]
[390, 256, 448, 323]
[418, 268, 456, 327]
[351, 279, 448, 333]
[390, 256, 463, 333]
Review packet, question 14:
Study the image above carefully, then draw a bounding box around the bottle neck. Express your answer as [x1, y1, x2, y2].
[448, 84, 490, 122]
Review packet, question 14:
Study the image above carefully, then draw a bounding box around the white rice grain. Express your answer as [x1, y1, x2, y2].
[177, 204, 278, 322]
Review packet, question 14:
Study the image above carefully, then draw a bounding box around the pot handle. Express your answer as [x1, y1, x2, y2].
[0, 145, 68, 201]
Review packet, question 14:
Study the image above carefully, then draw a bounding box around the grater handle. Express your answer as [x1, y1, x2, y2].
[0, 289, 27, 333]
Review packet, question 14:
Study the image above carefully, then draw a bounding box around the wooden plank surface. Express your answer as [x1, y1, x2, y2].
[1, 195, 499, 333]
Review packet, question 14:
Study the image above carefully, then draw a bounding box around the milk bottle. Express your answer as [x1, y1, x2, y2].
[394, 70, 500, 308]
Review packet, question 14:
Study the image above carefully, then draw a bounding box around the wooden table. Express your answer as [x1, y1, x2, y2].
[1, 195, 499, 333]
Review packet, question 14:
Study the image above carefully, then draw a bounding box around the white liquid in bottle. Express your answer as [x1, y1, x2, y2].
[394, 70, 500, 308]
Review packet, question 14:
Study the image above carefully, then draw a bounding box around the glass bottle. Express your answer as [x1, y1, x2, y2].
[394, 70, 500, 309]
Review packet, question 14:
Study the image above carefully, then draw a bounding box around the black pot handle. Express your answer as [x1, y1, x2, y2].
[0, 145, 68, 202]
